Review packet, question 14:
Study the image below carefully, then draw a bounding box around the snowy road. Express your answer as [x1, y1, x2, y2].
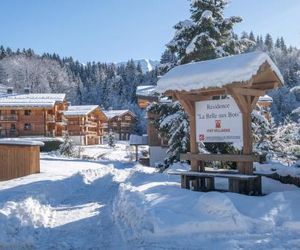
[0, 143, 300, 250]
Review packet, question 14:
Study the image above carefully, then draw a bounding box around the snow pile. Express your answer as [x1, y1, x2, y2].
[113, 164, 300, 248]
[0, 197, 53, 249]
[156, 51, 283, 93]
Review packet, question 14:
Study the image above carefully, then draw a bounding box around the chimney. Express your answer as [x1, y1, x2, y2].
[24, 87, 30, 94]
[7, 87, 13, 95]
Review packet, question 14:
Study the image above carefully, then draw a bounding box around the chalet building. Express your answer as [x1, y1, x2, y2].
[136, 85, 158, 109]
[257, 94, 273, 120]
[63, 105, 107, 145]
[103, 109, 136, 140]
[0, 91, 67, 138]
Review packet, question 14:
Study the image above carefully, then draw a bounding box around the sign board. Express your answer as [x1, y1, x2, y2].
[195, 97, 243, 143]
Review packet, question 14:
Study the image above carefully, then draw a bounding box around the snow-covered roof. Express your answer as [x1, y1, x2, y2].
[0, 93, 66, 108]
[156, 52, 284, 93]
[290, 85, 300, 93]
[136, 85, 157, 97]
[129, 134, 148, 145]
[103, 109, 135, 119]
[258, 95, 273, 103]
[0, 138, 44, 146]
[64, 105, 100, 117]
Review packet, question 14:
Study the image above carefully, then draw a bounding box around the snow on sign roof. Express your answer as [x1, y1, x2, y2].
[103, 110, 135, 119]
[0, 93, 66, 108]
[156, 52, 284, 93]
[258, 95, 273, 103]
[64, 105, 99, 116]
[136, 85, 157, 97]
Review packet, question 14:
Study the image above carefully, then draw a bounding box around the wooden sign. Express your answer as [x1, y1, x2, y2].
[195, 97, 243, 143]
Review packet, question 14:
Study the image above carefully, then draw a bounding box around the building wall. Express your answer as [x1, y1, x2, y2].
[104, 112, 136, 141]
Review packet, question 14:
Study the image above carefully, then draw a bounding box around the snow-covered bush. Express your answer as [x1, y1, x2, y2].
[59, 133, 76, 157]
[107, 130, 116, 148]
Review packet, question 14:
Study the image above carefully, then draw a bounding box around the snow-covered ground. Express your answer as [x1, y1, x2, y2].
[0, 142, 300, 249]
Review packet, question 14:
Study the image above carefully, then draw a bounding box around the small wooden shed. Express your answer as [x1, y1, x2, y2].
[0, 139, 44, 181]
[157, 51, 284, 194]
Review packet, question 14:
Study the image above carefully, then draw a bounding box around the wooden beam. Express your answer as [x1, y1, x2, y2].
[251, 81, 278, 90]
[233, 87, 265, 97]
[180, 153, 259, 163]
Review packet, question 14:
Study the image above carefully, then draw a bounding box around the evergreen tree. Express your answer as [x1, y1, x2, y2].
[264, 33, 273, 50]
[167, 0, 242, 64]
[108, 130, 116, 148]
[59, 133, 76, 157]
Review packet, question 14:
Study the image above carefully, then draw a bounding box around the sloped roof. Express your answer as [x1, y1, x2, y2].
[0, 93, 66, 108]
[103, 109, 135, 119]
[64, 105, 100, 117]
[136, 85, 157, 97]
[258, 94, 273, 103]
[156, 52, 283, 93]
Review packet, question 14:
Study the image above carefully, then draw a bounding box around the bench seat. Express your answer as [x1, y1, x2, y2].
[167, 170, 261, 195]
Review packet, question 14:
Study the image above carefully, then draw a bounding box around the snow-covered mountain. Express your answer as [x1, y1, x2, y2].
[117, 59, 160, 73]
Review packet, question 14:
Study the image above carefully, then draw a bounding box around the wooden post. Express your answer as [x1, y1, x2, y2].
[135, 145, 138, 162]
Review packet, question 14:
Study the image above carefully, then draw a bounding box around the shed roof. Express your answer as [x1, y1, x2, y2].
[64, 105, 100, 117]
[156, 52, 283, 94]
[0, 138, 44, 146]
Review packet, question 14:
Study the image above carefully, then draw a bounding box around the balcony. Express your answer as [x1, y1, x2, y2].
[0, 129, 18, 137]
[46, 115, 55, 123]
[121, 122, 131, 127]
[86, 121, 98, 127]
[0, 115, 18, 122]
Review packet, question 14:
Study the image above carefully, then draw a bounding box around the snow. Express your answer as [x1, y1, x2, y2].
[136, 85, 157, 97]
[0, 138, 44, 146]
[0, 93, 65, 108]
[129, 134, 148, 145]
[258, 94, 273, 102]
[0, 142, 300, 249]
[64, 105, 100, 117]
[103, 109, 135, 119]
[156, 51, 284, 93]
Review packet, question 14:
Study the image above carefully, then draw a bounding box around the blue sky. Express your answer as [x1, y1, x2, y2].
[0, 0, 299, 63]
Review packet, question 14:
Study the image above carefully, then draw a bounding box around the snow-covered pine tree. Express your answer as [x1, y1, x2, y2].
[108, 130, 116, 148]
[167, 0, 242, 64]
[59, 133, 76, 157]
[148, 101, 190, 167]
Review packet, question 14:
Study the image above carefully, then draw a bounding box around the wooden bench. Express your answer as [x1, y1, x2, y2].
[168, 170, 262, 195]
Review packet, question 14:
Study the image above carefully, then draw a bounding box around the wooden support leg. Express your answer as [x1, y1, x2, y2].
[206, 177, 215, 191]
[181, 175, 190, 189]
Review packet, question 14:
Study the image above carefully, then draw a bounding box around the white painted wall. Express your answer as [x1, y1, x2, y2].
[70, 136, 84, 145]
[149, 146, 168, 167]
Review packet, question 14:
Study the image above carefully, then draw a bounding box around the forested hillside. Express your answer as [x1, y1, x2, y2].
[0, 47, 159, 109]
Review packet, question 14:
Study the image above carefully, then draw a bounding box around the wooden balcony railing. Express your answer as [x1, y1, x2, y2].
[0, 115, 18, 121]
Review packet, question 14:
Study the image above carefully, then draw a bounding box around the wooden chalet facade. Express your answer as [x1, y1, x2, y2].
[136, 85, 158, 109]
[103, 110, 136, 140]
[63, 105, 107, 145]
[0, 93, 67, 138]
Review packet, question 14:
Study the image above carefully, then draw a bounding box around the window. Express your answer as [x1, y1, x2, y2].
[10, 124, 16, 130]
[24, 123, 32, 131]
[24, 110, 31, 116]
[11, 110, 16, 115]
[0, 124, 2, 129]
[124, 115, 131, 121]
